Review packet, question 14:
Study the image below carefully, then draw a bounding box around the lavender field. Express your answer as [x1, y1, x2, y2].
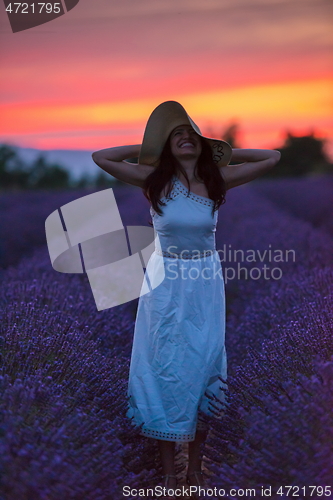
[0, 175, 332, 499]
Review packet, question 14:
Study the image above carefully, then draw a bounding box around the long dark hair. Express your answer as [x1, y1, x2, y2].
[143, 134, 227, 225]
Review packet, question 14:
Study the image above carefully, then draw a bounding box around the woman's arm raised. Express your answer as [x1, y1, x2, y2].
[92, 145, 155, 187]
[219, 148, 281, 190]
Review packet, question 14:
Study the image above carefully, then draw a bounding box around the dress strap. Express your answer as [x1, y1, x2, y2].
[172, 176, 215, 208]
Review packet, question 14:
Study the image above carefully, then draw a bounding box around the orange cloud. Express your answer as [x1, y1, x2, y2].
[1, 77, 331, 143]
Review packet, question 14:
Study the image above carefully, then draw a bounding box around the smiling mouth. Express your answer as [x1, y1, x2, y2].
[180, 142, 195, 148]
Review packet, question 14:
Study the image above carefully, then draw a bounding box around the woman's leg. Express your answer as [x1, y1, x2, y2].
[187, 430, 207, 486]
[158, 440, 177, 489]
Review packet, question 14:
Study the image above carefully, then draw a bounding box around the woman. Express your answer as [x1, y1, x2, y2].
[92, 101, 281, 498]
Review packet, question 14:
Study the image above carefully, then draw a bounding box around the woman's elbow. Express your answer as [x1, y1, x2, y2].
[272, 150, 281, 164]
[92, 151, 102, 165]
[267, 150, 281, 169]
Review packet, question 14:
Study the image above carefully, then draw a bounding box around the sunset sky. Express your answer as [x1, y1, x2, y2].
[0, 0, 332, 157]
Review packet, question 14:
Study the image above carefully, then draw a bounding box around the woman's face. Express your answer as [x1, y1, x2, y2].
[169, 124, 202, 162]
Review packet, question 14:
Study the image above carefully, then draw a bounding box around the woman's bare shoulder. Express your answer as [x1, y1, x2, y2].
[160, 179, 174, 198]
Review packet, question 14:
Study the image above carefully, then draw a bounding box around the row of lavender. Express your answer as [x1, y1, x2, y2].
[252, 174, 333, 237]
[0, 248, 161, 499]
[205, 186, 333, 497]
[0, 187, 158, 499]
[0, 184, 138, 270]
[1, 180, 332, 498]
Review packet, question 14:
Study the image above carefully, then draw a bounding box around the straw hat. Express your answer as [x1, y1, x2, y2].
[138, 101, 232, 167]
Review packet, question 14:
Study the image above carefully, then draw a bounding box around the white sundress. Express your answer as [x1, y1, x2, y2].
[126, 175, 227, 442]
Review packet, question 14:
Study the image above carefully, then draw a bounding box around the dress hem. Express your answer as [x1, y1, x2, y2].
[140, 427, 196, 442]
[130, 417, 210, 442]
[140, 427, 209, 443]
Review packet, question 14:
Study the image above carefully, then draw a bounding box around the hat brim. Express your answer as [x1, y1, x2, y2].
[138, 101, 232, 168]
